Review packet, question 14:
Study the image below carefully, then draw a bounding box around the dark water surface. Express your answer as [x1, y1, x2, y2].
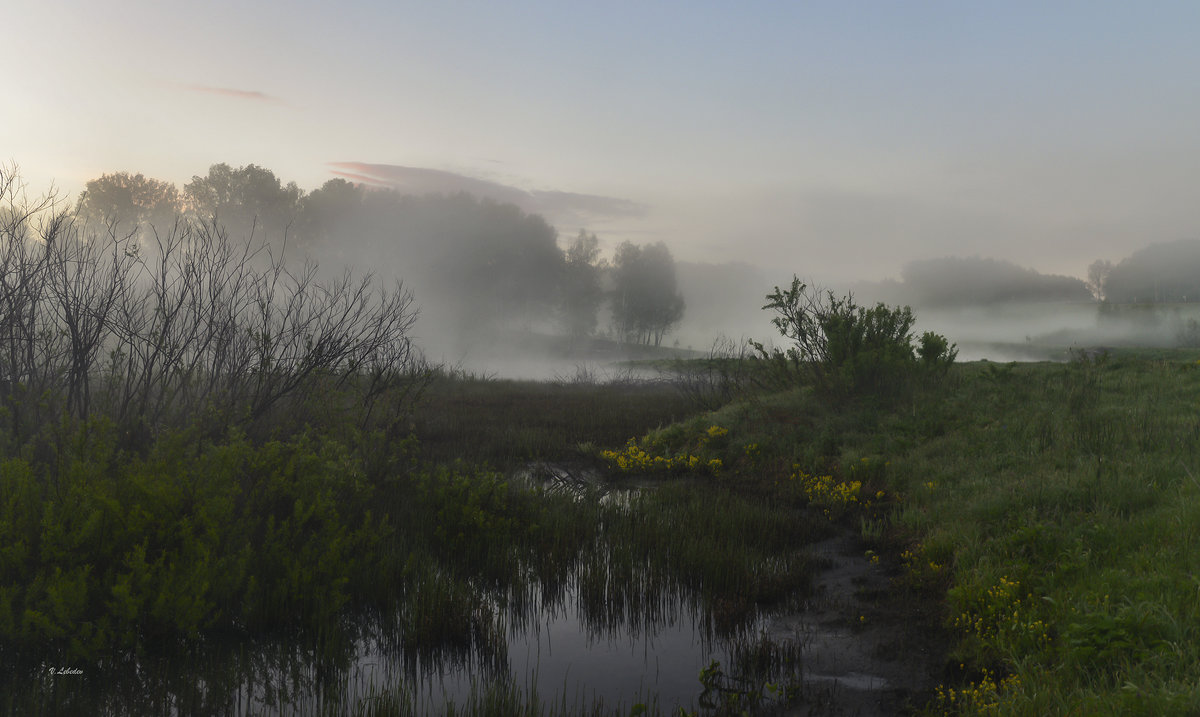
[11, 583, 777, 715]
[8, 466, 802, 715]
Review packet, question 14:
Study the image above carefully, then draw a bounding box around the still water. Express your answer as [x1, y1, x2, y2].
[15, 583, 782, 715]
[12, 468, 799, 715]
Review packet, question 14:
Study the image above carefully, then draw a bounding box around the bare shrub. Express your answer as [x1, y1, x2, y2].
[670, 336, 757, 410]
[0, 166, 423, 445]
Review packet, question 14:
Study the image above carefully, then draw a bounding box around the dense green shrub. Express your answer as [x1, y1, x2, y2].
[917, 330, 959, 374]
[0, 412, 611, 665]
[0, 420, 394, 660]
[751, 276, 956, 398]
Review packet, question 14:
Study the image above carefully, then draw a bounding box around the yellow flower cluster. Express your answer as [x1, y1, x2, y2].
[599, 438, 720, 476]
[952, 576, 1050, 650]
[705, 425, 729, 440]
[901, 545, 946, 576]
[789, 467, 862, 518]
[932, 668, 1020, 713]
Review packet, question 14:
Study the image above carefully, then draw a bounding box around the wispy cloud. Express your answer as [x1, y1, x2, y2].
[330, 163, 528, 203]
[328, 162, 649, 228]
[184, 85, 284, 104]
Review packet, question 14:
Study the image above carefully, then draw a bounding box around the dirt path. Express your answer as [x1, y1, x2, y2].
[764, 532, 947, 716]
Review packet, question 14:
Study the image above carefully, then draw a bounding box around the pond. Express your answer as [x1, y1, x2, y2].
[7, 464, 817, 716]
[14, 576, 798, 715]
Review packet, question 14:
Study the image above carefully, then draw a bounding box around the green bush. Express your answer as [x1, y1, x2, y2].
[0, 420, 393, 659]
[917, 330, 959, 373]
[751, 276, 956, 398]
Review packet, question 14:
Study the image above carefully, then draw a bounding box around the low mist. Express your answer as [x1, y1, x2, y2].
[64, 165, 1200, 379]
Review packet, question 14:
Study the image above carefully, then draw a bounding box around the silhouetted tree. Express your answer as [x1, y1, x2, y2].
[899, 256, 1091, 306]
[184, 163, 302, 244]
[75, 172, 181, 236]
[559, 230, 605, 344]
[297, 188, 567, 334]
[294, 178, 365, 254]
[1086, 259, 1113, 301]
[1, 165, 421, 444]
[1103, 239, 1200, 303]
[610, 241, 685, 346]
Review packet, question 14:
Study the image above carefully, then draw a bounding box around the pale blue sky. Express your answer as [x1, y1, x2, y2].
[6, 1, 1200, 282]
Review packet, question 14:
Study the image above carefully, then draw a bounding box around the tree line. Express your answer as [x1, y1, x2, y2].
[852, 256, 1092, 308]
[74, 164, 685, 347]
[1087, 238, 1200, 304]
[851, 247, 1200, 309]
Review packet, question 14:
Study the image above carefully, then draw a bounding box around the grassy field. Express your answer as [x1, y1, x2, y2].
[886, 351, 1200, 715]
[638, 347, 1200, 715]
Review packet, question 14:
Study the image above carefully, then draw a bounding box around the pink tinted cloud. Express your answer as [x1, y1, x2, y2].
[184, 85, 283, 104]
[327, 162, 648, 225]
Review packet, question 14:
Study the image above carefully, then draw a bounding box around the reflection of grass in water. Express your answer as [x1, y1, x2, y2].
[392, 560, 508, 676]
[352, 675, 672, 717]
[4, 471, 822, 715]
[599, 483, 825, 639]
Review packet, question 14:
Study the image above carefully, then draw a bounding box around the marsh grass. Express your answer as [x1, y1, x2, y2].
[410, 374, 695, 468]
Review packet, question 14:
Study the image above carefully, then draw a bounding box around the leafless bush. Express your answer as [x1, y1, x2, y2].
[0, 166, 423, 445]
[669, 335, 758, 410]
[553, 362, 654, 387]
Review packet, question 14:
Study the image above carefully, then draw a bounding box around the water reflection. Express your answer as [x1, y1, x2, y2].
[5, 465, 806, 715]
[350, 575, 760, 714]
[7, 567, 785, 715]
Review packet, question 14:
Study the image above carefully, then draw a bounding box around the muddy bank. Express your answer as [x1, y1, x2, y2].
[767, 533, 946, 716]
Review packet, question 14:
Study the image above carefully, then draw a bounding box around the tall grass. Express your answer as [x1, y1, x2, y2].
[879, 354, 1200, 714]
[410, 373, 694, 468]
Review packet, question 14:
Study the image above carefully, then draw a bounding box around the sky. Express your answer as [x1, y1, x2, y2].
[6, 1, 1200, 285]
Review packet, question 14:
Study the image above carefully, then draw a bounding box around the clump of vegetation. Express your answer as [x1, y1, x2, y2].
[749, 276, 956, 398]
[930, 668, 1021, 714]
[785, 467, 864, 519]
[598, 424, 731, 477]
[667, 336, 761, 411]
[0, 423, 388, 659]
